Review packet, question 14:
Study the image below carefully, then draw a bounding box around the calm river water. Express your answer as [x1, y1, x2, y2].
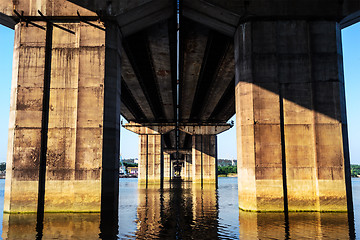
[0, 177, 359, 239]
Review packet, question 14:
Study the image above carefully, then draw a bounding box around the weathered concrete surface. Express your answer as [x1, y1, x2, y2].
[4, 20, 121, 213]
[139, 134, 163, 184]
[4, 22, 47, 213]
[67, 0, 153, 17]
[235, 20, 349, 212]
[205, 0, 360, 22]
[183, 154, 192, 181]
[163, 152, 171, 181]
[44, 22, 104, 213]
[192, 135, 217, 184]
[180, 124, 232, 135]
[124, 122, 175, 135]
[180, 23, 208, 122]
[0, 0, 95, 18]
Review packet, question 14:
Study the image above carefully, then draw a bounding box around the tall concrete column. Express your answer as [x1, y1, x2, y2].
[235, 20, 350, 212]
[191, 135, 217, 184]
[4, 21, 121, 213]
[4, 22, 47, 213]
[124, 123, 175, 185]
[183, 154, 192, 181]
[163, 152, 171, 181]
[139, 134, 163, 184]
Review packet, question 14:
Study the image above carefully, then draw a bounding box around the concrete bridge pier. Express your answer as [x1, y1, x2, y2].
[163, 152, 171, 181]
[191, 135, 217, 184]
[183, 154, 192, 181]
[139, 134, 163, 184]
[235, 20, 351, 212]
[179, 124, 231, 184]
[166, 150, 192, 181]
[124, 123, 175, 184]
[4, 20, 121, 213]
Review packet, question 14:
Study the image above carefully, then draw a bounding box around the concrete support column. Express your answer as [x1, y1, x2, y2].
[4, 22, 47, 213]
[235, 20, 350, 212]
[139, 134, 163, 184]
[192, 135, 217, 184]
[180, 160, 186, 178]
[163, 152, 171, 181]
[4, 21, 121, 213]
[183, 154, 192, 181]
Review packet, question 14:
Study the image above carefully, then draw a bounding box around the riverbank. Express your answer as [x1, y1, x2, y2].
[218, 173, 237, 177]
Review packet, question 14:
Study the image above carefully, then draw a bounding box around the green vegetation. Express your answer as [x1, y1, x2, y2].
[0, 162, 5, 171]
[218, 165, 237, 177]
[351, 165, 360, 177]
[123, 162, 138, 168]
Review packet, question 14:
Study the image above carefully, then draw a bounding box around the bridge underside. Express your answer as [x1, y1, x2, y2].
[0, 0, 359, 213]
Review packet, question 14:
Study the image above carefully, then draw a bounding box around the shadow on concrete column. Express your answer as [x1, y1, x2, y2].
[100, 22, 121, 239]
[235, 20, 353, 213]
[192, 135, 217, 184]
[139, 134, 164, 185]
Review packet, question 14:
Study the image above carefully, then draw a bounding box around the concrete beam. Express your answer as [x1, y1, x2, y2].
[179, 22, 209, 121]
[189, 31, 232, 121]
[163, 149, 192, 155]
[0, 12, 15, 29]
[179, 123, 232, 135]
[340, 10, 360, 28]
[120, 47, 155, 121]
[117, 0, 174, 37]
[67, 0, 154, 16]
[0, 0, 95, 18]
[200, 44, 234, 121]
[123, 123, 175, 135]
[120, 100, 135, 123]
[203, 0, 360, 21]
[147, 22, 175, 121]
[182, 0, 239, 36]
[208, 79, 235, 122]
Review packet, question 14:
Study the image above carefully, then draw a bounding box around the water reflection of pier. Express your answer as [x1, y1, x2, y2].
[239, 212, 351, 239]
[136, 181, 218, 239]
[1, 178, 355, 239]
[2, 213, 101, 239]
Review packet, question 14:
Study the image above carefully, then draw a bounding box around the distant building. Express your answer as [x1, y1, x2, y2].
[218, 159, 237, 167]
[119, 166, 126, 175]
[123, 158, 139, 165]
[128, 167, 138, 175]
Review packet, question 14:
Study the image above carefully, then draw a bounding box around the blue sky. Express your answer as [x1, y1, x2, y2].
[0, 22, 359, 163]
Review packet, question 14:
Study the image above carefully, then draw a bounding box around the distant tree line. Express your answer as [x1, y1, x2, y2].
[1, 161, 358, 177]
[122, 162, 138, 168]
[0, 162, 5, 171]
[217, 165, 237, 176]
[218, 165, 360, 178]
[351, 165, 360, 177]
